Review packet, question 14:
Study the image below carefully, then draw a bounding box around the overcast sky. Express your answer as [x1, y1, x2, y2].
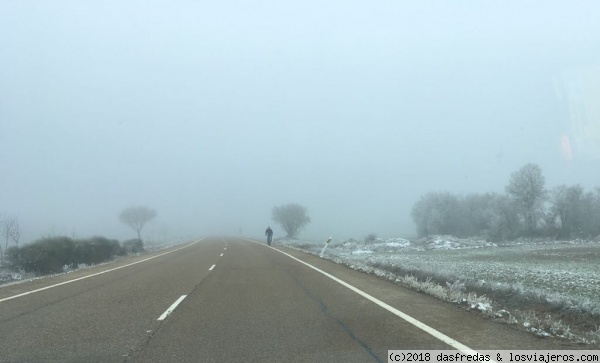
[1, 1, 600, 243]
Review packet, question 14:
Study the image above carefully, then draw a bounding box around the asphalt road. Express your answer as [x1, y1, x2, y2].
[0, 237, 578, 362]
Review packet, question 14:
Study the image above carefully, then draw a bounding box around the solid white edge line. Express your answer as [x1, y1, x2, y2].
[243, 238, 478, 354]
[0, 239, 204, 303]
[157, 295, 187, 321]
[209, 264, 216, 271]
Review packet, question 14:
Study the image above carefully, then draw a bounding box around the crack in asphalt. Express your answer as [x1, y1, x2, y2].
[280, 263, 384, 363]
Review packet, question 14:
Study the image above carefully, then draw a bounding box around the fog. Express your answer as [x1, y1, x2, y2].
[1, 1, 599, 243]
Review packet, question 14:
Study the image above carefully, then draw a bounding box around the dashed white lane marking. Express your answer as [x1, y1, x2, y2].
[243, 238, 476, 353]
[0, 239, 204, 303]
[209, 264, 216, 271]
[220, 253, 224, 257]
[158, 295, 187, 321]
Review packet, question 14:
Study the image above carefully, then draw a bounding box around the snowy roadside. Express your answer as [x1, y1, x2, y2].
[275, 235, 600, 347]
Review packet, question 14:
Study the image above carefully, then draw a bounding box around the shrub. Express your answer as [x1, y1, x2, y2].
[7, 236, 123, 275]
[6, 236, 72, 274]
[122, 239, 145, 254]
[78, 236, 122, 264]
[364, 233, 378, 244]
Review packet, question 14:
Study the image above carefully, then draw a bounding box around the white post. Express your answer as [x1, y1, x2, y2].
[320, 237, 332, 258]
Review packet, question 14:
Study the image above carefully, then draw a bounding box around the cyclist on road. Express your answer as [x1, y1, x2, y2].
[265, 226, 273, 246]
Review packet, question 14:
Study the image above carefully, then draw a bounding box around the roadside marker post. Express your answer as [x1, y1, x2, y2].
[319, 237, 332, 258]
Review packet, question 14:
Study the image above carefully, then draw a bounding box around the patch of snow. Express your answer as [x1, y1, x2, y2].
[351, 249, 373, 255]
[528, 327, 552, 337]
[471, 302, 492, 312]
[413, 235, 496, 250]
[495, 309, 511, 318]
[385, 238, 411, 247]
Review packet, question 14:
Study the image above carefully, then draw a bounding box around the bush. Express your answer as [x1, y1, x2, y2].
[122, 239, 145, 254]
[364, 233, 378, 244]
[79, 236, 122, 264]
[7, 236, 123, 275]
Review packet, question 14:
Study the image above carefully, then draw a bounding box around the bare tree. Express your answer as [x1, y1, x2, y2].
[0, 214, 20, 263]
[550, 185, 600, 238]
[581, 188, 600, 237]
[119, 206, 157, 241]
[272, 203, 310, 238]
[488, 194, 521, 241]
[411, 192, 461, 237]
[505, 163, 546, 235]
[550, 185, 585, 238]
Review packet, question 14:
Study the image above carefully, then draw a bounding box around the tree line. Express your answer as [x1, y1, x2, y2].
[411, 163, 600, 241]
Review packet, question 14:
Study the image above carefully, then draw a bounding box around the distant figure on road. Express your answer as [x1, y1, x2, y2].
[265, 226, 273, 246]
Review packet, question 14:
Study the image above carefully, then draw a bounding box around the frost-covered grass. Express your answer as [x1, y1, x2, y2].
[0, 267, 35, 286]
[278, 236, 600, 347]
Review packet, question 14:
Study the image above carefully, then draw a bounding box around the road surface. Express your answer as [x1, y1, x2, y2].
[0, 237, 578, 362]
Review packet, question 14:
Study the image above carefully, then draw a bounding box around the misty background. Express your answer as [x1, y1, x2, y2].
[1, 1, 599, 244]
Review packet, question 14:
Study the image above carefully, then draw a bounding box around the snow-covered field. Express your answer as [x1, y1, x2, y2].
[277, 235, 600, 345]
[281, 235, 600, 302]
